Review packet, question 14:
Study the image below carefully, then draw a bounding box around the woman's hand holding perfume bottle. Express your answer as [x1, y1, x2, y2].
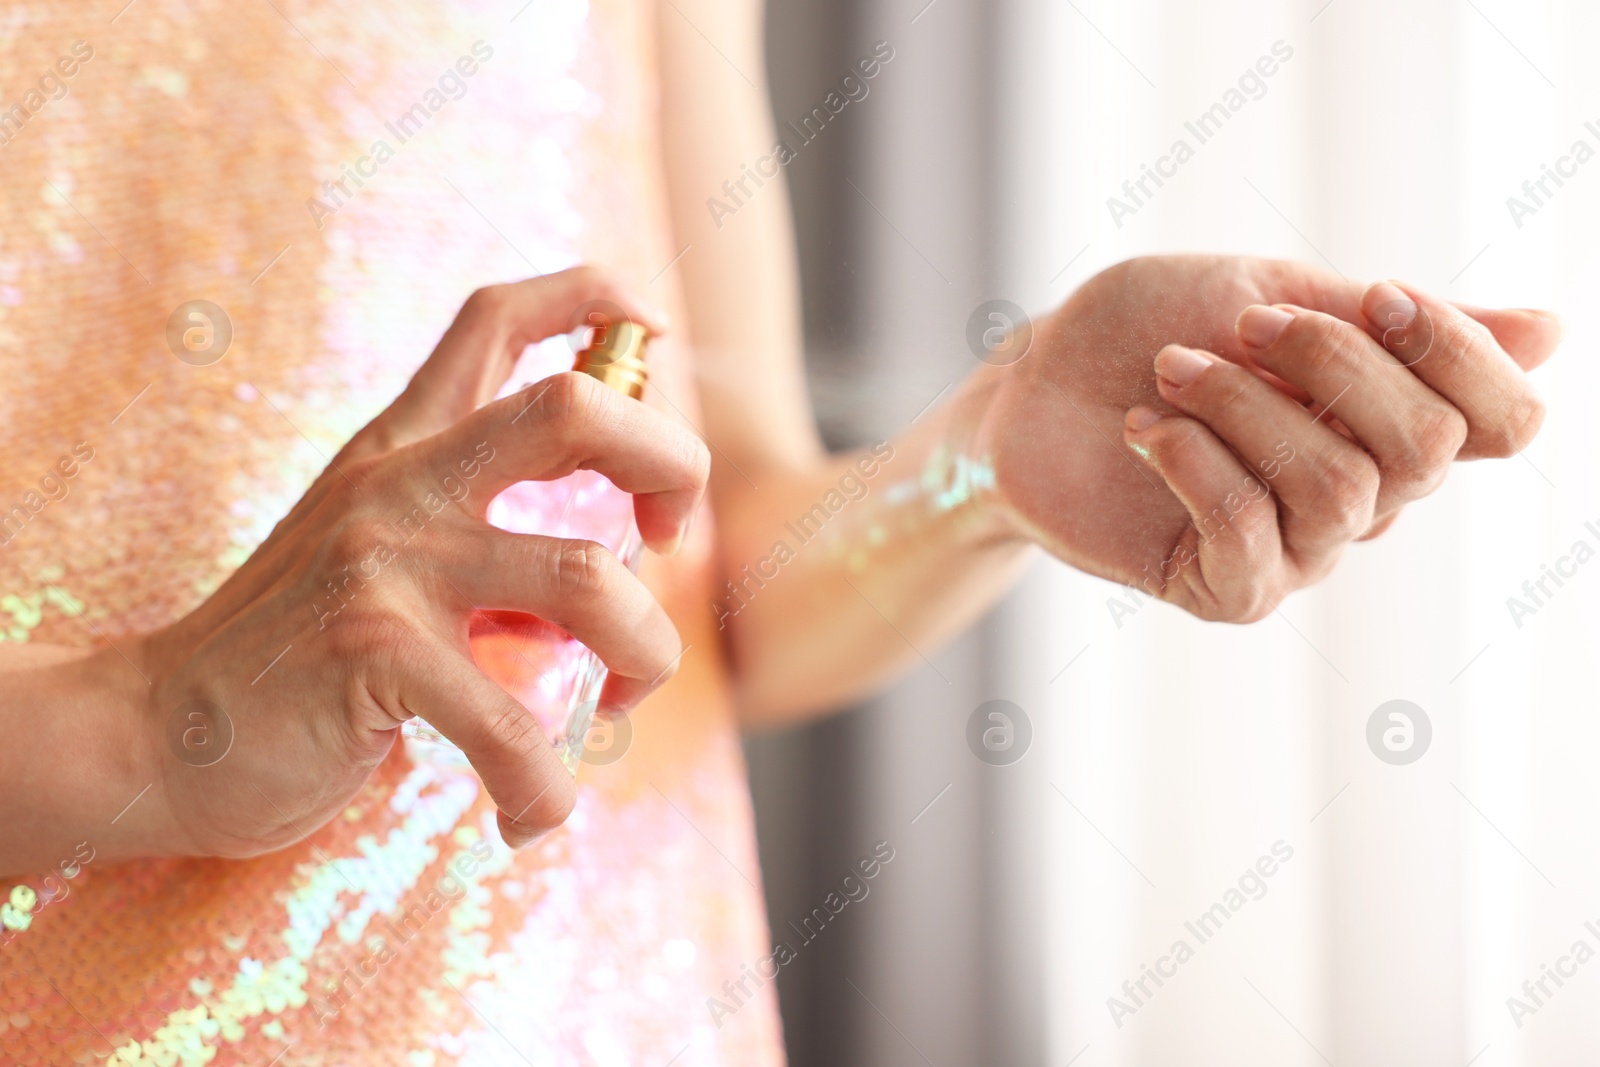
[0, 268, 708, 876]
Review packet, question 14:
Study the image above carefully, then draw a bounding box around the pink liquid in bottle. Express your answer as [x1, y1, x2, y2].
[404, 319, 648, 771]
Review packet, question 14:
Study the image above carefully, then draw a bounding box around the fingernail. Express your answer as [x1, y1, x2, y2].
[659, 517, 692, 558]
[1525, 308, 1564, 339]
[1125, 407, 1162, 432]
[1237, 305, 1294, 348]
[1154, 345, 1213, 387]
[1364, 281, 1416, 329]
[676, 506, 698, 554]
[505, 825, 551, 850]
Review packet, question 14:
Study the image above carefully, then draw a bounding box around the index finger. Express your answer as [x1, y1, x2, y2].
[1448, 302, 1563, 372]
[1233, 259, 1560, 373]
[1359, 281, 1548, 459]
[360, 266, 671, 457]
[424, 371, 709, 555]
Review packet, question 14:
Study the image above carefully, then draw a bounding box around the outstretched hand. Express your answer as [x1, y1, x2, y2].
[977, 255, 1560, 620]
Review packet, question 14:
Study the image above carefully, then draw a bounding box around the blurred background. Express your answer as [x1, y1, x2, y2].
[746, 0, 1600, 1064]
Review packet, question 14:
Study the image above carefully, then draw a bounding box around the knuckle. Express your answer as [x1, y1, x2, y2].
[1186, 572, 1264, 625]
[533, 369, 581, 416]
[553, 538, 612, 600]
[1231, 507, 1280, 577]
[516, 372, 594, 440]
[1429, 314, 1488, 373]
[327, 608, 409, 666]
[544, 371, 609, 433]
[572, 370, 616, 423]
[482, 699, 543, 757]
[1241, 595, 1277, 623]
[327, 517, 389, 565]
[321, 613, 368, 661]
[1313, 449, 1380, 533]
[462, 284, 510, 320]
[1187, 595, 1229, 623]
[1488, 391, 1546, 457]
[1205, 367, 1256, 419]
[1392, 404, 1467, 485]
[1290, 314, 1360, 377]
[328, 454, 387, 500]
[1183, 507, 1277, 624]
[675, 427, 712, 487]
[1225, 591, 1272, 625]
[341, 450, 377, 482]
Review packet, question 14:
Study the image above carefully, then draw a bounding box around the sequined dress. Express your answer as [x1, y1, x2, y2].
[0, 2, 784, 1063]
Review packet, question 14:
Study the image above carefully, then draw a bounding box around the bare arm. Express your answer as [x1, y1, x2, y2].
[657, 0, 1033, 728]
[0, 643, 165, 876]
[0, 271, 706, 875]
[657, 0, 1560, 730]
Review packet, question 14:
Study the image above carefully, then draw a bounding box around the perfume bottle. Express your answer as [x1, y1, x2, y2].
[404, 318, 649, 771]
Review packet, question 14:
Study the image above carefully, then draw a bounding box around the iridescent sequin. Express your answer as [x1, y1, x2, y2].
[0, 2, 782, 1063]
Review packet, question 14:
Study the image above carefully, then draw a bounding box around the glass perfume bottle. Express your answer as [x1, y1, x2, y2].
[404, 317, 649, 771]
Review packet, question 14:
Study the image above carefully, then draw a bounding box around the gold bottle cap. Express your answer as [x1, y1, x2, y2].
[574, 319, 649, 400]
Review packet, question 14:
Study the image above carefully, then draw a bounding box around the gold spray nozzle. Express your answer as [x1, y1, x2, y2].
[574, 319, 649, 400]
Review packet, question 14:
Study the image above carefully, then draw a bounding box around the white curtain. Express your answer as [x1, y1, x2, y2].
[958, 0, 1600, 1063]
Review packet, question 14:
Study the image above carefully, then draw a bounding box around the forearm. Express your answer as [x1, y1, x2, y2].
[655, 0, 1030, 722]
[0, 641, 166, 877]
[715, 376, 1034, 726]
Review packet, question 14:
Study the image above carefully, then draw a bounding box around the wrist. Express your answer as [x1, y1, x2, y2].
[926, 371, 1028, 552]
[89, 637, 183, 860]
[1, 638, 176, 874]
